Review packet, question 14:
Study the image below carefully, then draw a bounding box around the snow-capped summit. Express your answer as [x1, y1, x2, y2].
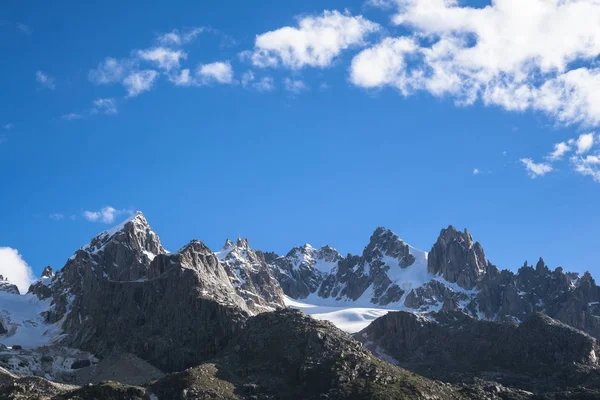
[267, 243, 342, 299]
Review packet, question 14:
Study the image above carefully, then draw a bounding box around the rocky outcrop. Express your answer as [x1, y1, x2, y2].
[148, 309, 462, 400]
[428, 226, 488, 290]
[357, 310, 600, 393]
[0, 276, 19, 295]
[216, 238, 286, 313]
[62, 240, 250, 372]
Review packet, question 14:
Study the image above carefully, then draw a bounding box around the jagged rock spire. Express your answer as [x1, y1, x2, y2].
[427, 225, 487, 290]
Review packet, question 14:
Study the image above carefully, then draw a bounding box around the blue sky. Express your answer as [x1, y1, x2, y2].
[1, 0, 600, 286]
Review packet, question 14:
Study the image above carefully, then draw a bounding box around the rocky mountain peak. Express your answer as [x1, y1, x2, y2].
[215, 237, 286, 313]
[363, 227, 416, 268]
[0, 276, 19, 295]
[40, 266, 54, 279]
[427, 225, 487, 290]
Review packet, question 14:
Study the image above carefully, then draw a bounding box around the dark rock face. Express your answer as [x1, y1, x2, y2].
[357, 310, 600, 394]
[62, 240, 250, 372]
[216, 238, 286, 313]
[428, 226, 488, 290]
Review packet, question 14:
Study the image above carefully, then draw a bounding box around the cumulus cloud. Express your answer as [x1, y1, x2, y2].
[520, 158, 553, 178]
[0, 247, 35, 293]
[576, 133, 595, 154]
[82, 206, 126, 224]
[196, 62, 234, 84]
[138, 47, 187, 71]
[250, 10, 380, 69]
[349, 0, 600, 127]
[123, 70, 159, 97]
[35, 71, 55, 90]
[473, 168, 480, 175]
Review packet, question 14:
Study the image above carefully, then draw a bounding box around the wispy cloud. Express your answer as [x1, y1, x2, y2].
[123, 70, 159, 97]
[242, 71, 275, 92]
[91, 98, 118, 115]
[522, 132, 600, 182]
[62, 98, 118, 121]
[3, 123, 13, 130]
[520, 158, 553, 179]
[61, 113, 84, 121]
[36, 71, 55, 90]
[156, 27, 204, 46]
[473, 168, 480, 175]
[283, 78, 308, 93]
[0, 20, 32, 35]
[49, 213, 65, 220]
[82, 206, 128, 224]
[16, 22, 31, 35]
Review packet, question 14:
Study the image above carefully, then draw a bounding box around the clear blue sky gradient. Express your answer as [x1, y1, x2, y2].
[1, 0, 598, 278]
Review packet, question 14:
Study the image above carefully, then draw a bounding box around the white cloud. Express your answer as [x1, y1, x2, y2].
[0, 247, 35, 293]
[473, 168, 479, 175]
[576, 132, 595, 154]
[571, 154, 600, 182]
[3, 123, 13, 130]
[520, 158, 553, 178]
[251, 10, 380, 69]
[49, 213, 64, 220]
[88, 57, 133, 85]
[138, 47, 187, 71]
[83, 206, 126, 224]
[169, 69, 193, 86]
[157, 27, 204, 46]
[197, 62, 234, 84]
[547, 141, 572, 161]
[283, 78, 308, 93]
[91, 98, 118, 115]
[349, 0, 600, 127]
[36, 71, 55, 90]
[350, 37, 417, 92]
[123, 70, 159, 97]
[241, 71, 275, 92]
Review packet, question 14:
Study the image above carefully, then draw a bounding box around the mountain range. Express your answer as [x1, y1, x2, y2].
[0, 211, 599, 399]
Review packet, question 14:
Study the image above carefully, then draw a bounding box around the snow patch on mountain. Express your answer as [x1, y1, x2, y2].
[0, 291, 61, 348]
[284, 296, 395, 333]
